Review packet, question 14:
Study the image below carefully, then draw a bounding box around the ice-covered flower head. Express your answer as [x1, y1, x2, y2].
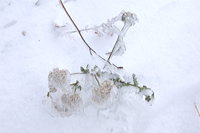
[121, 11, 138, 26]
[92, 80, 114, 104]
[48, 68, 70, 93]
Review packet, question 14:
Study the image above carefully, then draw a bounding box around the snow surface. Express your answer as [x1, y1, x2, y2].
[0, 0, 200, 132]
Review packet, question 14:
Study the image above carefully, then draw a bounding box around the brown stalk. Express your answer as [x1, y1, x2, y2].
[94, 75, 100, 86]
[107, 40, 118, 62]
[194, 102, 200, 117]
[60, 0, 94, 55]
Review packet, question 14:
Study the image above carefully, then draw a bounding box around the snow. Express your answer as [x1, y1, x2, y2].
[0, 0, 200, 133]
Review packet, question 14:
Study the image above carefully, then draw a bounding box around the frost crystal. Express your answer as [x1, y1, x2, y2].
[92, 80, 114, 104]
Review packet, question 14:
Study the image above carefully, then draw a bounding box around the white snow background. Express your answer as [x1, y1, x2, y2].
[0, 0, 200, 133]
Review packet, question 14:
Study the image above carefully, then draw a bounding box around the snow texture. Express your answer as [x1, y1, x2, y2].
[0, 0, 200, 133]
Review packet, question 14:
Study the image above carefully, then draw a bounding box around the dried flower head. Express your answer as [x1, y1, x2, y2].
[61, 93, 82, 112]
[92, 80, 114, 104]
[48, 68, 70, 93]
[121, 12, 138, 25]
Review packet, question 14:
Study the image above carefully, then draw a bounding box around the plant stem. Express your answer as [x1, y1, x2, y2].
[94, 75, 100, 86]
[64, 27, 99, 34]
[194, 102, 200, 117]
[107, 16, 133, 62]
[107, 39, 118, 62]
[60, 0, 94, 55]
[70, 72, 86, 75]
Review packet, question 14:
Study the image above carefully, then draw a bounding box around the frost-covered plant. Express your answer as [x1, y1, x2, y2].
[48, 68, 70, 93]
[61, 93, 82, 112]
[58, 1, 138, 66]
[45, 1, 155, 117]
[93, 11, 124, 37]
[46, 66, 154, 116]
[94, 11, 138, 38]
[80, 65, 154, 103]
[47, 68, 82, 116]
[92, 80, 114, 104]
[112, 74, 154, 102]
[54, 8, 138, 64]
[106, 11, 138, 62]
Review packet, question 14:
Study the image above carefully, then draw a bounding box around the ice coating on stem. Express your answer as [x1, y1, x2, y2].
[108, 11, 138, 58]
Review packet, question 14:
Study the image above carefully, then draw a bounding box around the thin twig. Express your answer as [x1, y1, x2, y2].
[65, 27, 98, 34]
[106, 12, 134, 63]
[65, 28, 91, 34]
[113, 64, 123, 69]
[94, 75, 100, 86]
[60, 0, 94, 55]
[107, 38, 118, 62]
[70, 72, 86, 75]
[71, 72, 100, 86]
[54, 24, 67, 28]
[194, 102, 200, 117]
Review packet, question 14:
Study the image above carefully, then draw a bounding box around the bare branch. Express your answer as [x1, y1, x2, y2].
[60, 0, 94, 55]
[94, 75, 100, 86]
[64, 27, 98, 34]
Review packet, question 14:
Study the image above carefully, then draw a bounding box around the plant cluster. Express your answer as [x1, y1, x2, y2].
[47, 68, 83, 116]
[47, 66, 154, 116]
[45, 0, 155, 116]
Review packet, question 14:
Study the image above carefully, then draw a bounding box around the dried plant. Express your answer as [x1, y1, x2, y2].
[47, 68, 82, 115]
[48, 68, 70, 93]
[45, 1, 154, 117]
[61, 93, 82, 112]
[92, 80, 114, 104]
